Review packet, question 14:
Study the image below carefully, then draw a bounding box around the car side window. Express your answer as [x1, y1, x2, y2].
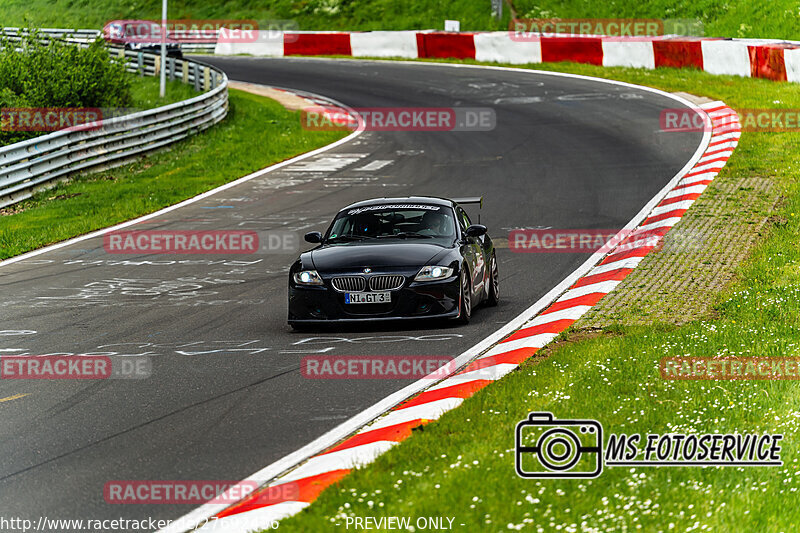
[456, 207, 471, 231]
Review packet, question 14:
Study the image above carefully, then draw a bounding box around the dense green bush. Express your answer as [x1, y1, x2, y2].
[0, 31, 132, 146]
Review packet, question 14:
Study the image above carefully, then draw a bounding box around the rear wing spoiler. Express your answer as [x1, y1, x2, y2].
[452, 196, 483, 224]
[452, 196, 483, 209]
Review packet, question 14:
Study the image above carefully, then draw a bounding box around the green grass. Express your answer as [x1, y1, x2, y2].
[0, 88, 346, 259]
[0, 0, 513, 32]
[270, 62, 800, 531]
[5, 0, 800, 39]
[128, 73, 198, 109]
[513, 0, 800, 42]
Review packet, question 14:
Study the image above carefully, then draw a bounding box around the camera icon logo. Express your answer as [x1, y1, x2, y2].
[515, 412, 603, 479]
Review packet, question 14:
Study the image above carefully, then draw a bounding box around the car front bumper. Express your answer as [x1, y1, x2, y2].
[288, 275, 460, 324]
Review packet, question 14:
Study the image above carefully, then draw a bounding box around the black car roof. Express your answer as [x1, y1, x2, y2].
[340, 196, 454, 210]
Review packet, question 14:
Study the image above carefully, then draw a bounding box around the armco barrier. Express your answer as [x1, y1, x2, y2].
[416, 32, 476, 59]
[0, 27, 217, 52]
[541, 35, 603, 64]
[0, 29, 228, 208]
[0, 27, 101, 44]
[214, 30, 800, 83]
[285, 32, 351, 56]
[349, 31, 419, 58]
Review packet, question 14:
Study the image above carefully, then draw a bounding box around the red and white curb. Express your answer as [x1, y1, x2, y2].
[169, 101, 739, 532]
[216, 30, 800, 83]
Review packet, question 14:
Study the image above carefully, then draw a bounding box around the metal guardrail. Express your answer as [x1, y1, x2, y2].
[0, 27, 101, 43]
[0, 27, 218, 52]
[0, 29, 228, 208]
[176, 43, 217, 54]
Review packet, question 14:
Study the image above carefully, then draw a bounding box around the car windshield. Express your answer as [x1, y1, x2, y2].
[327, 204, 457, 242]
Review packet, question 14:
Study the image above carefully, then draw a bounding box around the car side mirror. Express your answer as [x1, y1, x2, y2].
[304, 231, 322, 243]
[465, 224, 487, 238]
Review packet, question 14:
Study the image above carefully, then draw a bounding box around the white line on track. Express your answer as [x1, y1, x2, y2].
[353, 159, 394, 171]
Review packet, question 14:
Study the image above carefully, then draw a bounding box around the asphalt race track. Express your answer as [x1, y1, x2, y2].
[0, 57, 702, 527]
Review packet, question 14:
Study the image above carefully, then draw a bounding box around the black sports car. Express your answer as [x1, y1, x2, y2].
[287, 196, 498, 328]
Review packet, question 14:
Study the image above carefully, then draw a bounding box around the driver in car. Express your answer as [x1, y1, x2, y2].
[418, 210, 455, 237]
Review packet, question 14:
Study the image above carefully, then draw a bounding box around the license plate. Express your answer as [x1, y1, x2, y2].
[345, 292, 391, 304]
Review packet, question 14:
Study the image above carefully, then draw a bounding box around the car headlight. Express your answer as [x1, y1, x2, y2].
[293, 270, 324, 286]
[414, 265, 454, 281]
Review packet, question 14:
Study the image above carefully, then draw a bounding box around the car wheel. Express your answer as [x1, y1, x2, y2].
[456, 267, 472, 325]
[486, 253, 499, 307]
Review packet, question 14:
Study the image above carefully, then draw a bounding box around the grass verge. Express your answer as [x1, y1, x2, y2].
[1, 0, 513, 32]
[0, 87, 347, 259]
[512, 0, 800, 42]
[128, 73, 198, 110]
[6, 0, 800, 39]
[272, 62, 800, 531]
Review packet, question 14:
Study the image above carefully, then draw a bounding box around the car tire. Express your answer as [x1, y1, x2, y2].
[455, 267, 472, 325]
[486, 253, 499, 307]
